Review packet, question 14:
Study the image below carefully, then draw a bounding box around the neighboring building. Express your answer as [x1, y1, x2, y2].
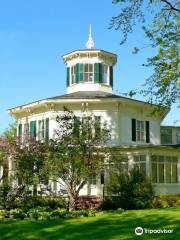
[161, 126, 180, 145]
[8, 27, 180, 196]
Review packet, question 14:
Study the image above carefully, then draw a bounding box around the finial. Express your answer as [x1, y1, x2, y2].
[86, 24, 95, 49]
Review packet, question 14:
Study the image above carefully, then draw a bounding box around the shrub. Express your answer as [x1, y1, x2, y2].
[153, 195, 180, 208]
[9, 209, 27, 219]
[22, 196, 66, 211]
[0, 209, 9, 219]
[27, 208, 39, 220]
[152, 199, 169, 208]
[104, 168, 154, 210]
[100, 197, 120, 210]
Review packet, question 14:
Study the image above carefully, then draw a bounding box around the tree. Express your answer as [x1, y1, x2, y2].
[12, 137, 49, 197]
[0, 124, 17, 208]
[46, 108, 110, 211]
[110, 0, 180, 108]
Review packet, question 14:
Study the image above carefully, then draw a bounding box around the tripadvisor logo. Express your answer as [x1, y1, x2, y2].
[135, 227, 174, 235]
[135, 227, 143, 236]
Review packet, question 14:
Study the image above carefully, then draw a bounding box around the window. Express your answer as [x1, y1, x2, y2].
[133, 155, 146, 174]
[82, 117, 92, 139]
[160, 128, 172, 144]
[132, 119, 150, 143]
[71, 65, 76, 84]
[151, 155, 178, 183]
[69, 63, 111, 84]
[18, 124, 22, 137]
[176, 130, 180, 144]
[84, 64, 93, 82]
[136, 120, 145, 141]
[89, 174, 96, 185]
[24, 123, 29, 136]
[102, 65, 109, 84]
[38, 120, 44, 140]
[110, 154, 129, 173]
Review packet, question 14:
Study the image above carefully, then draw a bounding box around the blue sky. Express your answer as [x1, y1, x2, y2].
[0, 0, 179, 133]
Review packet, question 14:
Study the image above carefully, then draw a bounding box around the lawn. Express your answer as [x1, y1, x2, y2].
[0, 208, 179, 240]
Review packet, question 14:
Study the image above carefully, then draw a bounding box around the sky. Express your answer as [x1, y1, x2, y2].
[0, 0, 179, 134]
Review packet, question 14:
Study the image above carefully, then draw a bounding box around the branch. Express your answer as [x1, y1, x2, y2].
[161, 0, 180, 12]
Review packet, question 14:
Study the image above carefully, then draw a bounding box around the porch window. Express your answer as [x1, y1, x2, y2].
[151, 155, 178, 183]
[89, 174, 96, 185]
[133, 155, 146, 174]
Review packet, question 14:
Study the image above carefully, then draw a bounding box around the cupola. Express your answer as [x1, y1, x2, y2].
[62, 25, 117, 94]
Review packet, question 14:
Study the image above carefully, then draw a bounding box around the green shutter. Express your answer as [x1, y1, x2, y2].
[73, 116, 80, 137]
[94, 63, 102, 83]
[110, 66, 113, 88]
[132, 118, 136, 141]
[75, 63, 80, 83]
[45, 118, 49, 140]
[99, 64, 103, 83]
[30, 121, 36, 138]
[95, 116, 101, 138]
[146, 121, 150, 143]
[79, 64, 84, 82]
[66, 67, 70, 86]
[18, 124, 22, 137]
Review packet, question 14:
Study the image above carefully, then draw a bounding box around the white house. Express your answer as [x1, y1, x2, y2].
[8, 27, 180, 196]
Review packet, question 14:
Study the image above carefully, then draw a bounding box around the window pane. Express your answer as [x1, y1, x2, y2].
[85, 64, 88, 72]
[89, 64, 93, 72]
[176, 130, 180, 144]
[172, 164, 178, 183]
[161, 128, 172, 144]
[165, 162, 171, 183]
[152, 162, 157, 183]
[89, 174, 96, 185]
[158, 163, 164, 183]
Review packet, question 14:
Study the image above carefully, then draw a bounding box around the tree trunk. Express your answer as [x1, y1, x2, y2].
[68, 195, 77, 211]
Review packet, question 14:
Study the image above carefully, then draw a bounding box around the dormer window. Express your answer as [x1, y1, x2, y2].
[84, 64, 93, 82]
[71, 65, 76, 84]
[102, 65, 109, 84]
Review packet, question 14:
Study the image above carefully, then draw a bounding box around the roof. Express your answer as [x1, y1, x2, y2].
[8, 91, 169, 121]
[62, 49, 117, 58]
[46, 91, 154, 105]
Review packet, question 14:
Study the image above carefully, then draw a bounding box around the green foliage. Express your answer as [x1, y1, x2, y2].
[12, 138, 49, 197]
[9, 209, 27, 219]
[1, 123, 17, 143]
[0, 184, 12, 209]
[0, 209, 9, 219]
[110, 0, 180, 108]
[153, 195, 180, 208]
[106, 168, 154, 209]
[21, 196, 66, 211]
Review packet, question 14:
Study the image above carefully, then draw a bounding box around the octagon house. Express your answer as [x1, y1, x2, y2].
[8, 27, 180, 197]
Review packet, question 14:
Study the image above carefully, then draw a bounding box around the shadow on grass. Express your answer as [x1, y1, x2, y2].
[0, 208, 179, 240]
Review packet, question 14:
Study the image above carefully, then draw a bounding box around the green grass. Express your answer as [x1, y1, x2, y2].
[0, 208, 179, 240]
